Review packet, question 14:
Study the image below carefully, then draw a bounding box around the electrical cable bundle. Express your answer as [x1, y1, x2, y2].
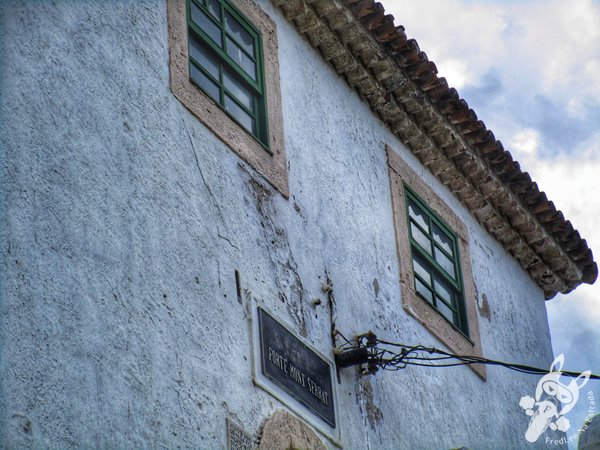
[334, 331, 600, 379]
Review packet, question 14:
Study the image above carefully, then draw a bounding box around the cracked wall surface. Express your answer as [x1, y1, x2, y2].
[0, 1, 561, 448]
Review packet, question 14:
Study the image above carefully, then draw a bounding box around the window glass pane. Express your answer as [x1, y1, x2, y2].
[434, 247, 456, 279]
[408, 199, 429, 232]
[224, 94, 255, 133]
[223, 68, 253, 110]
[190, 63, 220, 103]
[436, 298, 456, 324]
[415, 278, 433, 303]
[191, 2, 222, 47]
[433, 273, 454, 306]
[189, 34, 219, 79]
[404, 188, 467, 334]
[226, 36, 256, 80]
[411, 222, 432, 255]
[433, 223, 454, 256]
[412, 254, 431, 287]
[206, 0, 221, 20]
[225, 11, 255, 55]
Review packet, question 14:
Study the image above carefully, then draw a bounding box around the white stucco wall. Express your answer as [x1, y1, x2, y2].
[0, 1, 562, 448]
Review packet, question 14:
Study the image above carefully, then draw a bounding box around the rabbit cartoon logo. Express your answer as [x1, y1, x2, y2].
[519, 354, 591, 443]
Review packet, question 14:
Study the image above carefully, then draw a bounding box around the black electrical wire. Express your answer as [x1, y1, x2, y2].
[337, 337, 600, 379]
[333, 330, 356, 350]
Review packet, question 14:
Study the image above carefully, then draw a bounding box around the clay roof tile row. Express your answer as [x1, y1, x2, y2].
[343, 0, 597, 287]
[274, 0, 597, 295]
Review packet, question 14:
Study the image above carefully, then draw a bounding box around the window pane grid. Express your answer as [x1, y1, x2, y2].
[189, 33, 219, 78]
[224, 11, 256, 56]
[410, 236, 459, 290]
[405, 187, 468, 335]
[413, 245, 463, 329]
[414, 270, 459, 327]
[224, 95, 255, 134]
[191, 2, 222, 46]
[407, 199, 459, 286]
[225, 33, 255, 63]
[432, 222, 454, 256]
[413, 270, 432, 293]
[436, 295, 457, 314]
[222, 87, 256, 118]
[412, 253, 432, 285]
[434, 247, 456, 280]
[189, 55, 218, 85]
[409, 215, 429, 235]
[436, 298, 457, 324]
[189, 59, 258, 134]
[187, 0, 269, 148]
[413, 256, 458, 312]
[409, 220, 433, 256]
[224, 26, 256, 62]
[408, 201, 430, 231]
[188, 23, 260, 92]
[414, 275, 433, 304]
[225, 36, 257, 81]
[189, 63, 220, 103]
[190, 0, 261, 88]
[205, 0, 221, 20]
[433, 239, 453, 260]
[221, 2, 260, 47]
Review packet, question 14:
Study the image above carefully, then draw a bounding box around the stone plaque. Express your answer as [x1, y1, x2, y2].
[226, 418, 254, 450]
[258, 307, 336, 427]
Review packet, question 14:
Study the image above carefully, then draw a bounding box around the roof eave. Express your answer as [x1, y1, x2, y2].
[271, 0, 597, 298]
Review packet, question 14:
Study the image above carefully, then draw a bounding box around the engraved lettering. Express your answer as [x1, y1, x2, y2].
[307, 377, 329, 405]
[268, 346, 288, 374]
[289, 363, 306, 387]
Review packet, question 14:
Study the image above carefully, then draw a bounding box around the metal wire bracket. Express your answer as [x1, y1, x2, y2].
[334, 331, 379, 376]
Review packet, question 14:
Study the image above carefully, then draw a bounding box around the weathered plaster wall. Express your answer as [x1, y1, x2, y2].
[0, 1, 560, 448]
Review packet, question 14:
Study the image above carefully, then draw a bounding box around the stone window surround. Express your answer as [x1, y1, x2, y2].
[387, 144, 485, 380]
[167, 0, 289, 198]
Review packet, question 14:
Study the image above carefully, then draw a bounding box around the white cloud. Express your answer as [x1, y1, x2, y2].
[386, 0, 600, 118]
[385, 0, 509, 87]
[433, 58, 472, 89]
[513, 0, 600, 114]
[524, 134, 600, 247]
[508, 128, 541, 163]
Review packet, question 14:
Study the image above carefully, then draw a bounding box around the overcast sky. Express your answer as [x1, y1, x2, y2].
[381, 0, 600, 445]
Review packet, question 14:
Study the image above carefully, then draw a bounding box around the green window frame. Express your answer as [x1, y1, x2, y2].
[405, 185, 469, 336]
[187, 0, 269, 149]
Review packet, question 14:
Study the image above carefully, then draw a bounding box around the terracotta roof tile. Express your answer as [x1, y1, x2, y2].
[274, 0, 598, 295]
